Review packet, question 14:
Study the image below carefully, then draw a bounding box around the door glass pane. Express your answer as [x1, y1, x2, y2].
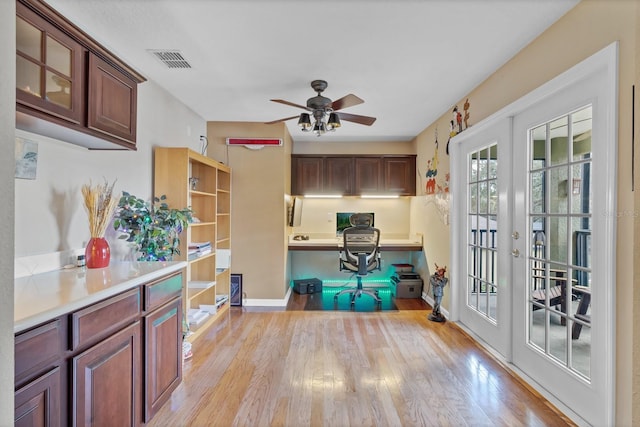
[549, 322, 568, 364]
[479, 148, 488, 180]
[571, 322, 591, 378]
[469, 183, 477, 214]
[16, 16, 41, 60]
[549, 166, 568, 214]
[572, 106, 592, 162]
[489, 145, 498, 178]
[526, 107, 592, 380]
[531, 124, 546, 170]
[531, 170, 545, 214]
[571, 164, 592, 218]
[478, 182, 488, 214]
[16, 56, 41, 97]
[549, 217, 568, 264]
[46, 35, 71, 76]
[550, 116, 568, 166]
[529, 303, 546, 350]
[470, 154, 478, 181]
[46, 71, 71, 108]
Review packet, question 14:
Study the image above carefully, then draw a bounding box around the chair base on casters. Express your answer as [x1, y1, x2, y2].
[334, 276, 382, 308]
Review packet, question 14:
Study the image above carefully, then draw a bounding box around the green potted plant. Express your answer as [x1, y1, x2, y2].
[113, 192, 193, 261]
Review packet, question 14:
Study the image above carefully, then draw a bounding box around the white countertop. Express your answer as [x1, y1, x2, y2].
[14, 261, 187, 334]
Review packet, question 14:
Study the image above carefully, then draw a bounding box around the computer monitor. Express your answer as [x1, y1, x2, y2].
[336, 212, 374, 234]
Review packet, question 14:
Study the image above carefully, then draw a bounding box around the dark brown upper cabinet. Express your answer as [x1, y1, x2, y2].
[291, 155, 416, 196]
[15, 0, 146, 150]
[354, 157, 382, 194]
[292, 156, 324, 196]
[324, 157, 354, 195]
[383, 157, 416, 195]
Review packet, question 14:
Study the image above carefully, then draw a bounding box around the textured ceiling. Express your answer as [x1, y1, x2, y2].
[46, 0, 579, 142]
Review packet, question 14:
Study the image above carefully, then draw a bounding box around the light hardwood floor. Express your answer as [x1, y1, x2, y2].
[149, 298, 575, 427]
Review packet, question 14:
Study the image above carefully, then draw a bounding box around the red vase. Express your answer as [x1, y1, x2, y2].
[85, 237, 110, 268]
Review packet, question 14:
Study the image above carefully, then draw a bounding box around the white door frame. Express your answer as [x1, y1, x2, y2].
[449, 42, 617, 426]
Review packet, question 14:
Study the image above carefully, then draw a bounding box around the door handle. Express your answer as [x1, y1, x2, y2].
[512, 249, 520, 257]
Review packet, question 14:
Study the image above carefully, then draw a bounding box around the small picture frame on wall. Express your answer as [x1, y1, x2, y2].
[15, 137, 38, 180]
[230, 274, 242, 306]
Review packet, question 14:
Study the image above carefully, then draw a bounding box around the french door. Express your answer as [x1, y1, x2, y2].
[451, 118, 512, 358]
[451, 43, 617, 426]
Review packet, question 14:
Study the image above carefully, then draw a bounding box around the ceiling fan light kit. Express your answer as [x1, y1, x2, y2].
[269, 80, 376, 137]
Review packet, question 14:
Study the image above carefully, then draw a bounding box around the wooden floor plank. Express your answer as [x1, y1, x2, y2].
[148, 300, 575, 427]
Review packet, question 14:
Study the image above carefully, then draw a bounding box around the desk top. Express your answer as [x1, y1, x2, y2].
[288, 237, 423, 252]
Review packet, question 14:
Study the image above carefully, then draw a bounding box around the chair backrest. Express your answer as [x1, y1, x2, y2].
[341, 213, 381, 275]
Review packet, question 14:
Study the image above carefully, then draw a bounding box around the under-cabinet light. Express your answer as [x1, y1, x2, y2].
[360, 194, 400, 199]
[304, 194, 343, 199]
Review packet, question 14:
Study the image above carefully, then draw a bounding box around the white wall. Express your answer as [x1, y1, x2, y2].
[0, 1, 15, 423]
[15, 80, 207, 258]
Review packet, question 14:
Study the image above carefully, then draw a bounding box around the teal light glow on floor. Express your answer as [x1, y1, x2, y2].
[303, 281, 397, 312]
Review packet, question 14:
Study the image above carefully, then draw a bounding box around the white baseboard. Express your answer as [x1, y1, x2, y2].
[243, 286, 292, 308]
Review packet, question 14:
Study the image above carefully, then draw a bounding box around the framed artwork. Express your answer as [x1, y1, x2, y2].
[230, 274, 242, 306]
[15, 138, 38, 180]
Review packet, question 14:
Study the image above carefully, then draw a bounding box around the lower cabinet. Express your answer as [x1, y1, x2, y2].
[71, 321, 142, 427]
[144, 298, 182, 422]
[14, 270, 184, 426]
[14, 367, 61, 427]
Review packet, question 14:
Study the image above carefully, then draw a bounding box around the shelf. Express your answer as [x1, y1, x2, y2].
[188, 285, 215, 301]
[187, 280, 215, 289]
[190, 190, 216, 198]
[189, 221, 216, 227]
[189, 252, 215, 264]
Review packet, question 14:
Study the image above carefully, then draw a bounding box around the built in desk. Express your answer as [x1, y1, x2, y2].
[288, 236, 423, 281]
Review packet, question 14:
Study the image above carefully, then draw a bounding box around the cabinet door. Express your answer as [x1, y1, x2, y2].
[144, 298, 182, 422]
[325, 157, 354, 195]
[383, 157, 416, 195]
[16, 2, 85, 125]
[87, 54, 138, 145]
[292, 157, 323, 195]
[72, 321, 141, 427]
[15, 367, 61, 427]
[354, 157, 382, 194]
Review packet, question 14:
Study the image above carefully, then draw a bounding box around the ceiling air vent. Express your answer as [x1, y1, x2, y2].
[148, 50, 192, 69]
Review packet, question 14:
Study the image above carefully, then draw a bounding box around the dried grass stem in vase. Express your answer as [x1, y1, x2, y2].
[82, 179, 118, 238]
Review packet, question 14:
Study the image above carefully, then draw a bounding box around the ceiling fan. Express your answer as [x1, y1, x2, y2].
[266, 80, 376, 136]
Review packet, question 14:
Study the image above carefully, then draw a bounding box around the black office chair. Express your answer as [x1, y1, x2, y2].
[334, 213, 382, 306]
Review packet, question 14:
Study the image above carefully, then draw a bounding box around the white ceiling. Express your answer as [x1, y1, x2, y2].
[46, 0, 579, 143]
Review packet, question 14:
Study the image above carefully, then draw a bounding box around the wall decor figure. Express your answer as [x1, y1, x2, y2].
[425, 130, 439, 194]
[463, 98, 471, 129]
[446, 99, 471, 155]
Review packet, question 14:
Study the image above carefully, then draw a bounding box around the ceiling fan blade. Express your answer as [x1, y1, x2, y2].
[270, 99, 311, 111]
[330, 94, 364, 111]
[264, 115, 300, 125]
[337, 112, 376, 126]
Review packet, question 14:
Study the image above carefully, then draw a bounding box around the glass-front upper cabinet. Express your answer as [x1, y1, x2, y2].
[16, 2, 85, 125]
